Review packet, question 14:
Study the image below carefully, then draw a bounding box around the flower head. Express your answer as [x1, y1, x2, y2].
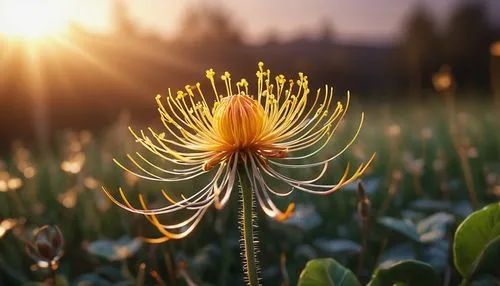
[104, 62, 374, 242]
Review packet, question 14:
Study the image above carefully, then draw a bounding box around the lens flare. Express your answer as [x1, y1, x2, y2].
[0, 0, 69, 39]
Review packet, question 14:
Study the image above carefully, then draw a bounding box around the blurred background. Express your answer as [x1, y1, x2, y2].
[1, 0, 499, 151]
[1, 0, 500, 285]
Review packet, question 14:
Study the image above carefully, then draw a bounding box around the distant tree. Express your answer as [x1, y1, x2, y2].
[111, 0, 137, 37]
[178, 5, 242, 46]
[443, 2, 494, 90]
[264, 30, 280, 46]
[318, 19, 335, 44]
[401, 5, 440, 95]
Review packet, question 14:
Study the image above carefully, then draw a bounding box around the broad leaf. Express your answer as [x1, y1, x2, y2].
[423, 240, 449, 272]
[453, 202, 500, 279]
[298, 258, 361, 286]
[416, 212, 454, 243]
[379, 213, 454, 244]
[87, 236, 142, 261]
[368, 260, 440, 286]
[379, 243, 416, 267]
[378, 217, 420, 242]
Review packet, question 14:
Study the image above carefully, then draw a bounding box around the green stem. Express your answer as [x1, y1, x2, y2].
[237, 166, 259, 286]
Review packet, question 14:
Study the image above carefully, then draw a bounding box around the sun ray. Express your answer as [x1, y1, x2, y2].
[52, 37, 146, 93]
[0, 0, 69, 39]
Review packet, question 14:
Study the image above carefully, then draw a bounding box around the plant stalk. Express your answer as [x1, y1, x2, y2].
[357, 220, 369, 278]
[50, 265, 57, 286]
[237, 166, 259, 286]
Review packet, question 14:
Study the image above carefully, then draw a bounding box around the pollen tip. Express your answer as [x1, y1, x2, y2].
[276, 203, 295, 222]
[214, 202, 224, 210]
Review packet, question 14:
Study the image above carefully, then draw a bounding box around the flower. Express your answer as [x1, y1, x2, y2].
[25, 225, 64, 270]
[104, 62, 374, 242]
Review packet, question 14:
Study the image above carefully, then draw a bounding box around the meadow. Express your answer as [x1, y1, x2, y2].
[1, 93, 500, 286]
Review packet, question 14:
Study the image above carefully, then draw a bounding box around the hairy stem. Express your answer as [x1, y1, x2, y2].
[237, 166, 259, 286]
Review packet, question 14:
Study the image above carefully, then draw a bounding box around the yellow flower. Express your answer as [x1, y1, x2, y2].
[104, 62, 374, 242]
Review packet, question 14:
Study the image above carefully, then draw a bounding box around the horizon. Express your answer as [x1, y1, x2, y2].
[3, 0, 497, 45]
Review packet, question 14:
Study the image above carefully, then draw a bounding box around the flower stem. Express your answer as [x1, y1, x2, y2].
[50, 265, 57, 286]
[237, 166, 259, 286]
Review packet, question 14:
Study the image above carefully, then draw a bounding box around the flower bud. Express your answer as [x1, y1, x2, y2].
[25, 225, 64, 269]
[357, 181, 371, 221]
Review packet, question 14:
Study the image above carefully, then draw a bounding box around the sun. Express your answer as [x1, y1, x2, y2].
[0, 0, 69, 39]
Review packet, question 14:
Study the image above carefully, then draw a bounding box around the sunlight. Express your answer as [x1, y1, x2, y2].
[0, 0, 69, 39]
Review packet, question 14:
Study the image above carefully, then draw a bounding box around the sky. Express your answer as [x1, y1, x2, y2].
[3, 0, 500, 43]
[122, 0, 472, 42]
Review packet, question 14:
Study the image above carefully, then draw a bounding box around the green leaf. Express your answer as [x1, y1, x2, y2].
[469, 275, 500, 286]
[378, 217, 421, 242]
[379, 213, 454, 244]
[416, 212, 454, 243]
[86, 236, 142, 261]
[379, 243, 416, 266]
[367, 260, 440, 286]
[298, 258, 361, 286]
[453, 202, 500, 279]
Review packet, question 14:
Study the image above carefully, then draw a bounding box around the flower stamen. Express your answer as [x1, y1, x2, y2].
[105, 62, 374, 245]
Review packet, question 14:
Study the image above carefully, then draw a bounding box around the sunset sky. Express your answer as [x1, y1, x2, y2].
[1, 0, 498, 43]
